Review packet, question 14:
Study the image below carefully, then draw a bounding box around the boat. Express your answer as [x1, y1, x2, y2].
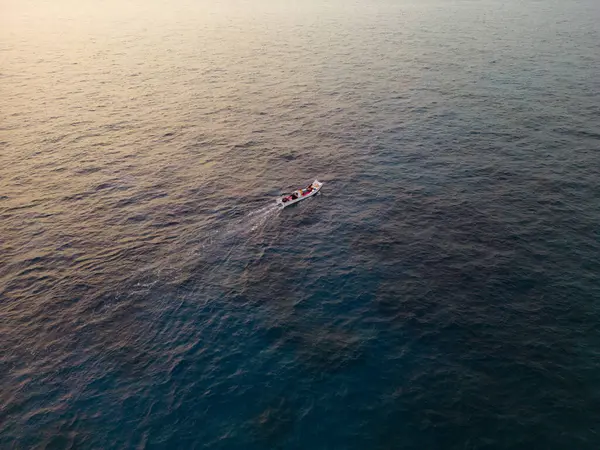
[276, 180, 323, 207]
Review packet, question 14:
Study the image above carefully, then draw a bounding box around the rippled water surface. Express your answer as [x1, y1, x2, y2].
[2, 0, 600, 448]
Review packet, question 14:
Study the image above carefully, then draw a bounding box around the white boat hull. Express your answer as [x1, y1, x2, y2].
[276, 180, 323, 207]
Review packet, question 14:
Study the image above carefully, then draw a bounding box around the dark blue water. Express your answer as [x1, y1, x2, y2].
[2, 0, 600, 448]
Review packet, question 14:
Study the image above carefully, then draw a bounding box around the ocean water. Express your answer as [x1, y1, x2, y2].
[1, 0, 600, 448]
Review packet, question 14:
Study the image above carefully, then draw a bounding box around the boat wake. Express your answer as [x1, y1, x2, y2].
[202, 202, 280, 247]
[135, 202, 281, 289]
[126, 201, 281, 332]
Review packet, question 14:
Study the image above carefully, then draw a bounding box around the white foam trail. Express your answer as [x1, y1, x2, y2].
[139, 201, 280, 279]
[125, 201, 281, 343]
[208, 202, 280, 242]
